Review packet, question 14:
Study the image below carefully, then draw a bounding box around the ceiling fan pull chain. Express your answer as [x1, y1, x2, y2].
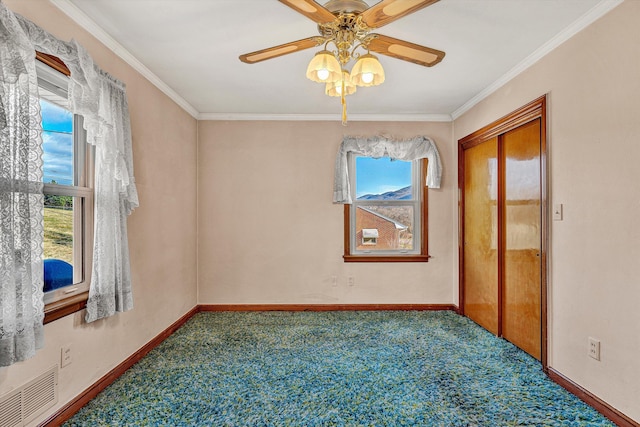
[341, 87, 348, 126]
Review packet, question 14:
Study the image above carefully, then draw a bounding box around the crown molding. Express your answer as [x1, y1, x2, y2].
[47, 0, 450, 124]
[451, 0, 623, 120]
[197, 112, 453, 122]
[49, 0, 621, 124]
[49, 0, 199, 118]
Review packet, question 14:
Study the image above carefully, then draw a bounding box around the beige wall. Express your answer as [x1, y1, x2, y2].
[197, 120, 456, 305]
[454, 1, 640, 420]
[3, 0, 639, 424]
[0, 1, 198, 425]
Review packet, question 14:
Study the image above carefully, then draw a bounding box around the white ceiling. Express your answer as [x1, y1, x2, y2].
[54, 0, 619, 120]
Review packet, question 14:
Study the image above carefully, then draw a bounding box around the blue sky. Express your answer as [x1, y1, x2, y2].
[40, 99, 73, 185]
[355, 156, 412, 197]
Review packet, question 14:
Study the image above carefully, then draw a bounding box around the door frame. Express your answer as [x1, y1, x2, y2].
[458, 95, 548, 370]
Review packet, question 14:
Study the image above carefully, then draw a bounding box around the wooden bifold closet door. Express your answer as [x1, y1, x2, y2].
[459, 97, 547, 364]
[463, 137, 499, 335]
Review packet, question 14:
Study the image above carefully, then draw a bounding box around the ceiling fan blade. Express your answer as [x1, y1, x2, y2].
[278, 0, 337, 24]
[239, 37, 322, 64]
[368, 34, 445, 67]
[361, 0, 439, 28]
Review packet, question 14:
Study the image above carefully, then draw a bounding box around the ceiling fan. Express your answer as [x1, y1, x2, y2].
[239, 0, 445, 123]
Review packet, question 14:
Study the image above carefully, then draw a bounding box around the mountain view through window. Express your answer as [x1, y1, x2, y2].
[354, 157, 415, 251]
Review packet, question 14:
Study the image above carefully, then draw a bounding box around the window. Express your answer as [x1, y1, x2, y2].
[37, 54, 94, 322]
[344, 156, 429, 262]
[362, 229, 378, 245]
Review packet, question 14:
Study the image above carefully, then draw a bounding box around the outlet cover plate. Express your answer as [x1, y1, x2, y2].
[61, 344, 72, 368]
[588, 337, 600, 361]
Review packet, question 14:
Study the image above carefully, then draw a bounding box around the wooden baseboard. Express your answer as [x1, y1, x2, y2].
[199, 303, 459, 312]
[39, 306, 199, 427]
[548, 368, 639, 427]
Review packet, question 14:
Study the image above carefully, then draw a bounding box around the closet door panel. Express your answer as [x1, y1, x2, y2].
[463, 138, 499, 335]
[502, 119, 542, 360]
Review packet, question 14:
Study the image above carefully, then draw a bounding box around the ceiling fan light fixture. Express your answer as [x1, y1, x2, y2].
[306, 50, 342, 83]
[325, 70, 357, 97]
[240, 0, 444, 124]
[351, 53, 385, 87]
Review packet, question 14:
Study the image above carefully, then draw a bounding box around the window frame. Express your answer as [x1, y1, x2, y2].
[36, 52, 94, 324]
[343, 157, 430, 262]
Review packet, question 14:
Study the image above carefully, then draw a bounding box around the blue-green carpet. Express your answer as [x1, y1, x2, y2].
[64, 311, 615, 426]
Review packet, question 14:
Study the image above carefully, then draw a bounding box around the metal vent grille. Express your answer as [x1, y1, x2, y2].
[0, 366, 58, 427]
[0, 390, 22, 427]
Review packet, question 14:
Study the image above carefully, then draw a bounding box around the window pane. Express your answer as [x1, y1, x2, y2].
[355, 157, 412, 200]
[43, 195, 79, 292]
[40, 99, 74, 185]
[355, 205, 414, 251]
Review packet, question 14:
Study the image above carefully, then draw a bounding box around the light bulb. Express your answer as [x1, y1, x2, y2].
[335, 84, 343, 95]
[361, 72, 374, 84]
[317, 69, 330, 81]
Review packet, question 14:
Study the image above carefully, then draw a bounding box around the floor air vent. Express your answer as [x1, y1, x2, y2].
[0, 366, 58, 427]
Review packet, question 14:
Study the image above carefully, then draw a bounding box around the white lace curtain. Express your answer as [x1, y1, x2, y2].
[333, 135, 443, 204]
[0, 2, 138, 366]
[0, 3, 45, 367]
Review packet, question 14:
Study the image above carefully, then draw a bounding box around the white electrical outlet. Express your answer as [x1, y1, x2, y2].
[61, 344, 72, 368]
[588, 337, 600, 361]
[348, 276, 355, 287]
[331, 275, 338, 287]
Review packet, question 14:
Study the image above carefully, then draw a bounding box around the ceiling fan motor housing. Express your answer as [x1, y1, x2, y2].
[323, 0, 369, 14]
[317, 13, 374, 65]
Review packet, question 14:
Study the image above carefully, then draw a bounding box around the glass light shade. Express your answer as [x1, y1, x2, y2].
[351, 53, 385, 87]
[306, 50, 342, 83]
[325, 70, 357, 97]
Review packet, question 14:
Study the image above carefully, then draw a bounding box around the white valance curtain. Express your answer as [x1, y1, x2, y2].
[333, 135, 443, 204]
[0, 2, 138, 366]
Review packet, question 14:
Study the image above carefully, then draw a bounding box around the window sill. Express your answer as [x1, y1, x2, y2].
[44, 291, 88, 324]
[343, 254, 431, 263]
